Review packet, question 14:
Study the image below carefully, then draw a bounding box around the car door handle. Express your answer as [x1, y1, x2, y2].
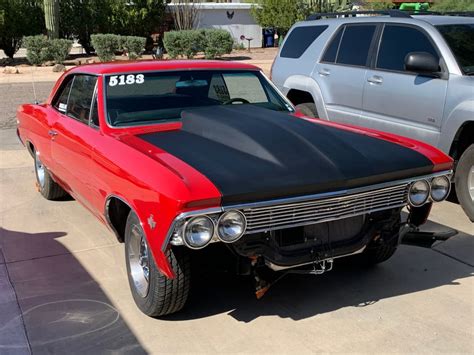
[48, 130, 58, 137]
[318, 69, 331, 77]
[367, 76, 383, 85]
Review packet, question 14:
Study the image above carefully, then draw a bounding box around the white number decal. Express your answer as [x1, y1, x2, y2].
[109, 74, 145, 86]
[135, 74, 145, 84]
[109, 76, 118, 86]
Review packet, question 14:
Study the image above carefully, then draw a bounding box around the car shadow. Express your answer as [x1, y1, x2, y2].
[0, 228, 146, 354]
[166, 228, 473, 323]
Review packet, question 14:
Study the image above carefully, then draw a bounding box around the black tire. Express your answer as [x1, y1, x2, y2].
[359, 226, 399, 266]
[125, 211, 190, 317]
[362, 241, 398, 265]
[295, 102, 318, 118]
[455, 144, 474, 222]
[34, 151, 67, 200]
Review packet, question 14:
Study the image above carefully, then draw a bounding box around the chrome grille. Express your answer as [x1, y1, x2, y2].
[242, 184, 409, 234]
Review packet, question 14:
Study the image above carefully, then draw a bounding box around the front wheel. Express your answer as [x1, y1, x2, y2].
[125, 211, 190, 317]
[455, 144, 474, 222]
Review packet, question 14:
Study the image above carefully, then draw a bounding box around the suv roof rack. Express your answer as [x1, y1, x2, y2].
[306, 10, 474, 21]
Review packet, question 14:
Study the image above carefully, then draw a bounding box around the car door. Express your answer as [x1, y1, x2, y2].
[361, 23, 448, 147]
[50, 74, 101, 212]
[313, 23, 379, 124]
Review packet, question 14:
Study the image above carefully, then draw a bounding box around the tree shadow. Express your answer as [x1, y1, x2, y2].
[165, 226, 473, 323]
[0, 228, 146, 354]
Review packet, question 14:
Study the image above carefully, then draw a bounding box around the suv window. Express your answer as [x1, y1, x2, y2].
[377, 24, 440, 72]
[336, 25, 377, 66]
[280, 25, 328, 58]
[321, 27, 343, 63]
[67, 75, 98, 124]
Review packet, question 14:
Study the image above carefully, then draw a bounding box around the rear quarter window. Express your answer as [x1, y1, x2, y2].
[280, 25, 328, 59]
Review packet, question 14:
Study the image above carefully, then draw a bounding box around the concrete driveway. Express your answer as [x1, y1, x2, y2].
[1, 124, 473, 352]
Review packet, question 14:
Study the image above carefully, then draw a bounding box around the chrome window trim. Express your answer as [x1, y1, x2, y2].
[162, 170, 452, 250]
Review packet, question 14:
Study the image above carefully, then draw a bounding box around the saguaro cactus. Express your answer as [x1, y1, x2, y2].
[44, 0, 59, 39]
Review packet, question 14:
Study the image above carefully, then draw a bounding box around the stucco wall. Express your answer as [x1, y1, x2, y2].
[196, 8, 263, 48]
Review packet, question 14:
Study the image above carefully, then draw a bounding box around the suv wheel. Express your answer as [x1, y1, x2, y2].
[295, 102, 318, 118]
[455, 144, 474, 221]
[125, 211, 191, 317]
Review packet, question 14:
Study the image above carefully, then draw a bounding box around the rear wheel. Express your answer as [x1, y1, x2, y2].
[295, 102, 318, 118]
[455, 144, 474, 221]
[362, 241, 398, 265]
[360, 223, 400, 266]
[125, 211, 190, 317]
[34, 151, 67, 200]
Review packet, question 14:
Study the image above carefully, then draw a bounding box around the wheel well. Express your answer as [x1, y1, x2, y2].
[106, 197, 131, 243]
[286, 89, 314, 106]
[26, 141, 35, 158]
[449, 122, 474, 161]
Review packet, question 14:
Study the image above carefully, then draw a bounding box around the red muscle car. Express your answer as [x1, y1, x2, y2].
[17, 60, 453, 317]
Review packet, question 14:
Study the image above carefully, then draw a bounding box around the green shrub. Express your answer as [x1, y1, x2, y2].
[47, 39, 73, 64]
[90, 34, 121, 62]
[203, 29, 233, 59]
[163, 30, 205, 59]
[123, 36, 146, 60]
[163, 31, 181, 59]
[23, 35, 49, 65]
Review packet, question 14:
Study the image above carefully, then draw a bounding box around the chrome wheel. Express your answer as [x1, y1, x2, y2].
[469, 165, 474, 201]
[128, 224, 150, 298]
[35, 153, 45, 188]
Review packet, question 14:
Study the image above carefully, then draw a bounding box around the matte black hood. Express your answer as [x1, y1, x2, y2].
[139, 106, 433, 204]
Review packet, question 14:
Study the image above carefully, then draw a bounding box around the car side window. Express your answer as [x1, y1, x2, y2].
[53, 78, 73, 113]
[336, 25, 377, 67]
[90, 95, 99, 127]
[376, 24, 440, 72]
[66, 75, 98, 125]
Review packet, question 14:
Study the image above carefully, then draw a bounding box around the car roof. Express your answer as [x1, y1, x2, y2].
[297, 14, 474, 27]
[68, 60, 260, 75]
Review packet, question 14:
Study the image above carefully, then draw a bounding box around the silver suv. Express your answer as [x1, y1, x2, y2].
[271, 13, 474, 221]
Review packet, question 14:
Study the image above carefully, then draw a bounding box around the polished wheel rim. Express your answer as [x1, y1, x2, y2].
[469, 165, 474, 201]
[128, 224, 150, 298]
[35, 153, 45, 188]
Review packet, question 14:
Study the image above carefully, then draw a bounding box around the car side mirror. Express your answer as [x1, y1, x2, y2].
[405, 52, 440, 75]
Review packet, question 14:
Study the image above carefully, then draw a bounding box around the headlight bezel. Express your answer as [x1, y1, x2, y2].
[430, 175, 451, 202]
[183, 215, 215, 249]
[217, 210, 247, 243]
[408, 179, 430, 207]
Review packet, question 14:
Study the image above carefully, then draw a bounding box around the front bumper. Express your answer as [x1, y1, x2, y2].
[163, 170, 452, 252]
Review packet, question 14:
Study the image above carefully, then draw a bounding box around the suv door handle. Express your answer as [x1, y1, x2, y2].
[318, 69, 331, 77]
[367, 75, 383, 85]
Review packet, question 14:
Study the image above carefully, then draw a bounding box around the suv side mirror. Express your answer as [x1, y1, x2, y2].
[405, 52, 440, 75]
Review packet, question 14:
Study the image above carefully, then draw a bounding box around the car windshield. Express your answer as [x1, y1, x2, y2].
[105, 69, 293, 127]
[436, 23, 474, 75]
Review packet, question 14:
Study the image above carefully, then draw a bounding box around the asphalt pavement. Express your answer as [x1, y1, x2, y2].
[0, 82, 473, 354]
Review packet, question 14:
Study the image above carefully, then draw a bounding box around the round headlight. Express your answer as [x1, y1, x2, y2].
[431, 176, 450, 202]
[409, 180, 430, 207]
[184, 216, 214, 249]
[217, 210, 246, 243]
